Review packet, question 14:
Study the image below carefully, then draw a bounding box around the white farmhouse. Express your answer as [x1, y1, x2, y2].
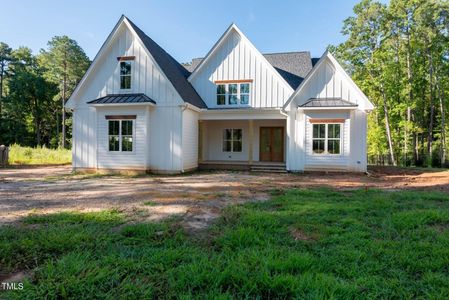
[66, 16, 374, 173]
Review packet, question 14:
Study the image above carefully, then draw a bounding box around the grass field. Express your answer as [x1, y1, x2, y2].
[7, 144, 71, 165]
[1, 188, 449, 299]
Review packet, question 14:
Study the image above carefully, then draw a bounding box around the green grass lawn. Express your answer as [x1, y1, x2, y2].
[1, 188, 449, 299]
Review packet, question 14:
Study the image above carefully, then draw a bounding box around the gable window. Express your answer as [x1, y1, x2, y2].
[312, 123, 341, 155]
[120, 61, 132, 89]
[223, 129, 242, 152]
[215, 81, 251, 106]
[108, 119, 134, 152]
[217, 84, 226, 105]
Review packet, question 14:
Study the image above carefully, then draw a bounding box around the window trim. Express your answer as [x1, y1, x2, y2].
[107, 119, 135, 153]
[222, 128, 243, 153]
[311, 122, 342, 155]
[215, 81, 252, 107]
[119, 61, 132, 90]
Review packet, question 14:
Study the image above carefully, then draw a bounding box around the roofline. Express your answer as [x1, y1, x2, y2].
[89, 102, 156, 107]
[298, 106, 358, 111]
[282, 50, 374, 111]
[66, 15, 126, 108]
[187, 24, 294, 94]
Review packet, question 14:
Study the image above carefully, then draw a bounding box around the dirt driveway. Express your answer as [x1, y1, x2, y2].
[1, 165, 448, 231]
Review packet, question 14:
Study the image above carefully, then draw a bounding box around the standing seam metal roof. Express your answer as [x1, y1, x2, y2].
[87, 93, 156, 104]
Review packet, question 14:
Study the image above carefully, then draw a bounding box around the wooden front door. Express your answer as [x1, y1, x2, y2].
[259, 127, 284, 162]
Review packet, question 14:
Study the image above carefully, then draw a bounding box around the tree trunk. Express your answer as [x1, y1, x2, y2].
[436, 77, 446, 165]
[62, 51, 68, 149]
[0, 63, 3, 115]
[427, 50, 434, 163]
[380, 82, 396, 166]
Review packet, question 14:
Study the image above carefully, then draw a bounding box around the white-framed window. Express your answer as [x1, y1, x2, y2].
[120, 61, 132, 90]
[108, 119, 134, 152]
[216, 82, 251, 106]
[223, 128, 242, 152]
[312, 123, 341, 155]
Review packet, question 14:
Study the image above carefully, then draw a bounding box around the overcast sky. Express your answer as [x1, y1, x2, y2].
[0, 0, 388, 63]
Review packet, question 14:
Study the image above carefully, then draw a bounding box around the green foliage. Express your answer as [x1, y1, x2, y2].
[334, 0, 449, 167]
[1, 189, 449, 298]
[0, 36, 89, 149]
[8, 144, 71, 165]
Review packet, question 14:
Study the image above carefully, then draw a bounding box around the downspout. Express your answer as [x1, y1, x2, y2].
[179, 103, 189, 173]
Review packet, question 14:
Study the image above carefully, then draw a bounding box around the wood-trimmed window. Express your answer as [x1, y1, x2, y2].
[108, 119, 134, 152]
[312, 123, 341, 155]
[215, 81, 252, 106]
[223, 128, 242, 152]
[120, 61, 132, 90]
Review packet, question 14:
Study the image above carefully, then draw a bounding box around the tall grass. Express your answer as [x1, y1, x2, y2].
[8, 144, 71, 165]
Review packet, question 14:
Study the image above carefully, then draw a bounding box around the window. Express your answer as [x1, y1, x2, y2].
[217, 84, 226, 105]
[108, 120, 133, 152]
[216, 82, 251, 106]
[120, 61, 132, 89]
[240, 83, 250, 105]
[223, 129, 242, 152]
[312, 123, 341, 155]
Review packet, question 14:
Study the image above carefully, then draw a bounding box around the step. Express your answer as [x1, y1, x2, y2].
[250, 165, 287, 173]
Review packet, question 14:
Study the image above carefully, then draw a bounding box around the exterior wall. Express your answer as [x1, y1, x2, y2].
[292, 57, 368, 109]
[303, 110, 351, 170]
[73, 108, 97, 169]
[182, 108, 199, 170]
[190, 29, 293, 109]
[148, 105, 183, 173]
[70, 22, 186, 172]
[96, 106, 149, 170]
[349, 110, 368, 172]
[202, 119, 285, 162]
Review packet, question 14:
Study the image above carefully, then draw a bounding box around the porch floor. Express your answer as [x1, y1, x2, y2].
[198, 160, 286, 172]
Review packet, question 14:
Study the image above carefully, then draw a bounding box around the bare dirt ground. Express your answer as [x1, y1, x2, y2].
[1, 165, 448, 231]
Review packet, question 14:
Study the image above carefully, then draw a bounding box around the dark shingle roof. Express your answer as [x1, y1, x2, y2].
[87, 93, 156, 105]
[183, 52, 313, 90]
[126, 17, 207, 109]
[300, 98, 358, 108]
[263, 52, 312, 89]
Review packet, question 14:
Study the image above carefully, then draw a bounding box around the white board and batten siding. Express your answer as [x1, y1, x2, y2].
[303, 111, 350, 170]
[189, 27, 293, 109]
[182, 108, 199, 171]
[96, 106, 148, 170]
[70, 21, 188, 172]
[286, 54, 370, 172]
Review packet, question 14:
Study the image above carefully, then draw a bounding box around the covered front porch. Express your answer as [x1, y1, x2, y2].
[197, 109, 287, 171]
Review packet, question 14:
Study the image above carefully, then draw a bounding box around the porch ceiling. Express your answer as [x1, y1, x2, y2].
[199, 108, 286, 120]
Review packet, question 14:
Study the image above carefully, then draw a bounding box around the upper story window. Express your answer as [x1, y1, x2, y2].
[120, 61, 132, 90]
[312, 123, 341, 155]
[215, 80, 252, 106]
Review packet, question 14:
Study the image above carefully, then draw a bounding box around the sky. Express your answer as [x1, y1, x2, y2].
[0, 0, 387, 63]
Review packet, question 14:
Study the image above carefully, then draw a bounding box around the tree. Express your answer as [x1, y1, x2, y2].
[0, 42, 12, 115]
[333, 0, 449, 167]
[39, 36, 90, 148]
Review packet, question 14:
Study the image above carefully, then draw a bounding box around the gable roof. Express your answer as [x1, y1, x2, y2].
[125, 18, 206, 108]
[183, 52, 313, 90]
[282, 51, 374, 111]
[67, 15, 206, 109]
[87, 93, 156, 105]
[300, 98, 357, 108]
[187, 23, 294, 94]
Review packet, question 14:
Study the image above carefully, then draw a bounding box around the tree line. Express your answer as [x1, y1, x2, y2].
[0, 37, 90, 148]
[331, 0, 449, 167]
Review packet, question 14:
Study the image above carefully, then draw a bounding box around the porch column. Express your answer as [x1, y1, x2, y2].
[198, 120, 204, 163]
[248, 119, 254, 164]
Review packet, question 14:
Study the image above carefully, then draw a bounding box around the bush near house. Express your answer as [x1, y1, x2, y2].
[7, 144, 71, 165]
[1, 188, 449, 299]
